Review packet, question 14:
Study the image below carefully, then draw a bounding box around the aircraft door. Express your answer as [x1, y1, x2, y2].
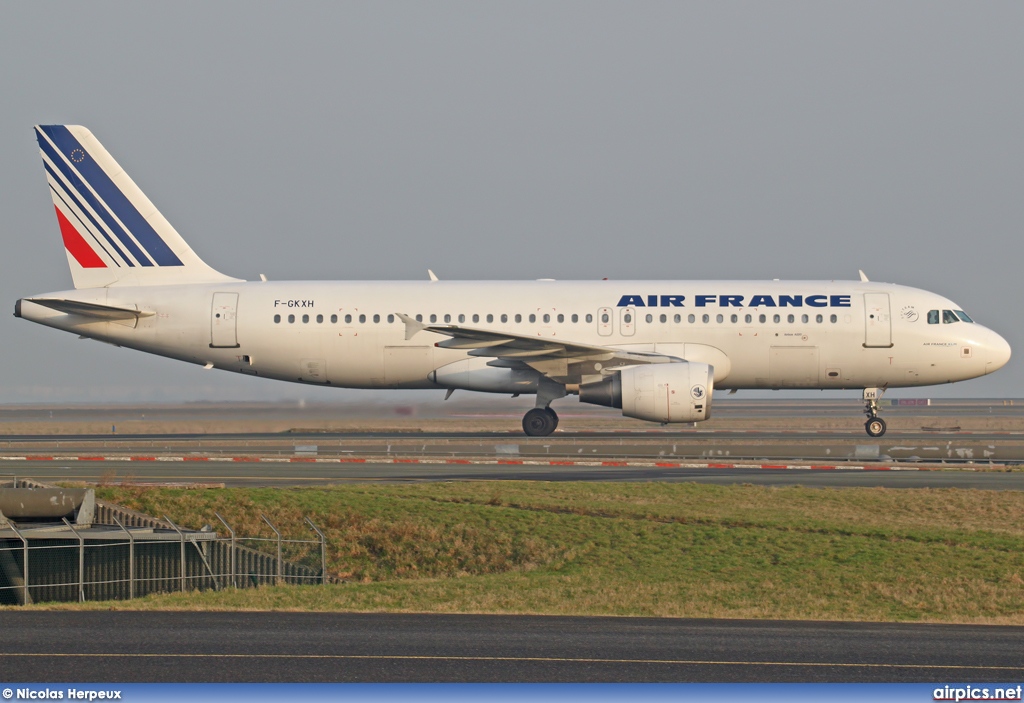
[863, 293, 892, 348]
[597, 307, 613, 336]
[620, 307, 636, 337]
[210, 292, 239, 348]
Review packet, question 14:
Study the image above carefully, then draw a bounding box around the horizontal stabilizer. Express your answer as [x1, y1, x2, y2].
[24, 298, 153, 321]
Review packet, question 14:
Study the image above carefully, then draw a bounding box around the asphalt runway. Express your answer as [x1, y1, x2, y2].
[0, 612, 1021, 683]
[3, 459, 1024, 489]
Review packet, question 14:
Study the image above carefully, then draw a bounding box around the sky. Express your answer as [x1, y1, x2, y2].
[0, 1, 1022, 404]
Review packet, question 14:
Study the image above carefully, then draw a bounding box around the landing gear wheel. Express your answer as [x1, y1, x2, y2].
[523, 407, 559, 437]
[865, 416, 887, 438]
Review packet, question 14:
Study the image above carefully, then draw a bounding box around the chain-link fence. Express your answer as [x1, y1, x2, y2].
[0, 514, 326, 606]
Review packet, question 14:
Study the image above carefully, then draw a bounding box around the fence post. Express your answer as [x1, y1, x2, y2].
[112, 516, 134, 600]
[261, 515, 282, 585]
[62, 518, 86, 602]
[164, 516, 186, 592]
[215, 512, 236, 589]
[7, 522, 31, 606]
[304, 517, 327, 585]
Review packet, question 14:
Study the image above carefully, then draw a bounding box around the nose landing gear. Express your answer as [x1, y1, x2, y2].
[863, 387, 887, 437]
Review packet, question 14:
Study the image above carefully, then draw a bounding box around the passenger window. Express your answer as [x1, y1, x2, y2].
[371, 314, 378, 323]
[942, 310, 959, 324]
[288, 314, 295, 323]
[759, 314, 766, 323]
[472, 314, 479, 323]
[927, 310, 939, 324]
[516, 314, 523, 323]
[745, 314, 752, 323]
[444, 314, 452, 323]
[645, 314, 653, 323]
[688, 314, 696, 323]
[955, 310, 973, 323]
[816, 314, 823, 323]
[430, 314, 437, 323]
[499, 314, 506, 323]
[830, 314, 838, 323]
[801, 314, 808, 323]
[331, 314, 338, 323]
[557, 314, 564, 323]
[302, 314, 310, 323]
[600, 313, 608, 323]
[715, 314, 723, 323]
[316, 314, 323, 323]
[571, 314, 578, 323]
[387, 314, 395, 323]
[787, 314, 795, 323]
[486, 314, 493, 323]
[702, 314, 710, 323]
[345, 314, 353, 324]
[458, 314, 465, 323]
[543, 314, 550, 323]
[359, 314, 366, 323]
[730, 314, 738, 323]
[660, 314, 667, 323]
[674, 314, 681, 323]
[773, 314, 781, 323]
[529, 314, 536, 323]
[274, 314, 281, 323]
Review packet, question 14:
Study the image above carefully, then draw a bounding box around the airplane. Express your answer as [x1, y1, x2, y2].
[15, 125, 1012, 437]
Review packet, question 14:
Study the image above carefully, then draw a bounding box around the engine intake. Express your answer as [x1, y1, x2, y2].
[579, 362, 714, 423]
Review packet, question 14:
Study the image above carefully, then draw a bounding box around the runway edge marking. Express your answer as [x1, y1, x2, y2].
[0, 454, 928, 471]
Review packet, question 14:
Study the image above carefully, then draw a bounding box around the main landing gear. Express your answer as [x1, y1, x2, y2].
[522, 378, 566, 437]
[863, 387, 887, 437]
[523, 407, 559, 436]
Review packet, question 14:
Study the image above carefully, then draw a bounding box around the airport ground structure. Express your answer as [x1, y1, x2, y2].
[0, 479, 325, 605]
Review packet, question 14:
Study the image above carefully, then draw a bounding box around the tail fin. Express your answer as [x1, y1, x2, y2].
[35, 125, 240, 289]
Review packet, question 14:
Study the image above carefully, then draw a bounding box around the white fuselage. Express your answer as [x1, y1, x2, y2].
[17, 279, 1011, 394]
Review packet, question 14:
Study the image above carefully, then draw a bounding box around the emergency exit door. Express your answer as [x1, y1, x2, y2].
[210, 292, 239, 348]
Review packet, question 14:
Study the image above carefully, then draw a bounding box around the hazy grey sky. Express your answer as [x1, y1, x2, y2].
[1, 1, 1021, 403]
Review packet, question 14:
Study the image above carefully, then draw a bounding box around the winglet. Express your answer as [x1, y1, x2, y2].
[428, 270, 439, 282]
[858, 270, 869, 282]
[396, 313, 429, 341]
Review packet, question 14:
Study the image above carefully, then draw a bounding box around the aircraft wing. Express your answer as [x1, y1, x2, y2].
[397, 313, 679, 383]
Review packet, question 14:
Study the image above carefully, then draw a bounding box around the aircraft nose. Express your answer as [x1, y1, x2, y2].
[985, 330, 1012, 374]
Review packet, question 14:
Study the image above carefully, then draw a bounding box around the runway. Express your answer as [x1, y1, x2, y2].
[4, 458, 1024, 489]
[2, 417, 1024, 488]
[1, 612, 1021, 683]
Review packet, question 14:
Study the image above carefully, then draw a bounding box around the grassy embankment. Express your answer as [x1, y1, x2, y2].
[27, 482, 1024, 623]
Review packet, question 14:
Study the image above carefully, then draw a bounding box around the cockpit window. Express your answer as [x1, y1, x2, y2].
[955, 310, 974, 323]
[927, 310, 939, 324]
[942, 310, 959, 324]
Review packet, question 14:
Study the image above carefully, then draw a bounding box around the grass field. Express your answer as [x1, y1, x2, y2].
[33, 482, 1024, 623]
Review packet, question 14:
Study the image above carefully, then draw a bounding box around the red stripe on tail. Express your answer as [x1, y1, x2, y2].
[55, 206, 106, 268]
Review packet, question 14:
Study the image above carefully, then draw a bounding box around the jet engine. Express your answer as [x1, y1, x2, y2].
[578, 361, 714, 423]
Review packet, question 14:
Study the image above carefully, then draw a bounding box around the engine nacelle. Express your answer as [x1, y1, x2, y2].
[579, 362, 714, 423]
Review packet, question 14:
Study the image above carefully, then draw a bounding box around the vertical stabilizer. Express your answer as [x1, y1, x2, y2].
[35, 125, 240, 289]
